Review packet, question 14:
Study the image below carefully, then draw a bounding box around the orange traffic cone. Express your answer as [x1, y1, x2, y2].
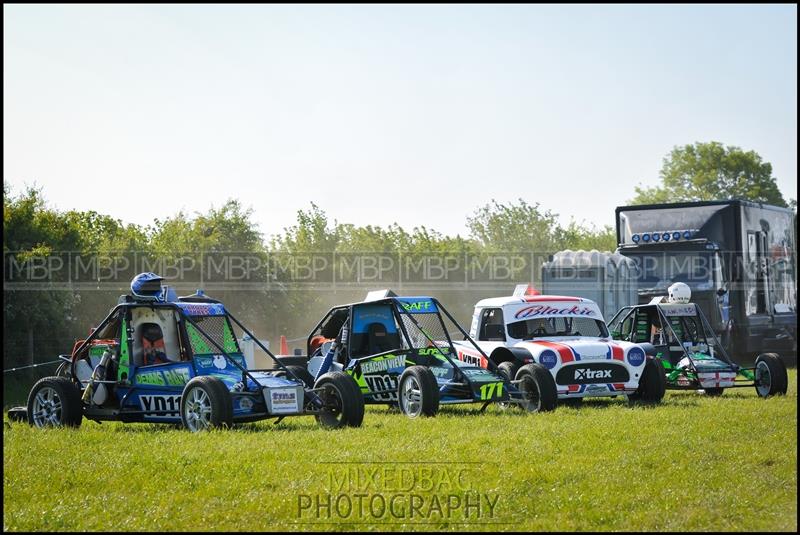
[279, 335, 289, 355]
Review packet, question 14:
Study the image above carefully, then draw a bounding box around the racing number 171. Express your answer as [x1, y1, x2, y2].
[479, 382, 503, 400]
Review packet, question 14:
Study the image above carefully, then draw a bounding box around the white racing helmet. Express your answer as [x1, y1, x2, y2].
[668, 282, 691, 303]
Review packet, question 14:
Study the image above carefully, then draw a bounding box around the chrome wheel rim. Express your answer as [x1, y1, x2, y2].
[31, 387, 63, 427]
[183, 388, 212, 431]
[756, 361, 771, 397]
[400, 375, 422, 417]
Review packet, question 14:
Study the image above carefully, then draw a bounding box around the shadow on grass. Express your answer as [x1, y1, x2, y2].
[435, 395, 702, 417]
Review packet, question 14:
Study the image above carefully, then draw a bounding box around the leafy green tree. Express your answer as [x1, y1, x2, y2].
[270, 202, 340, 253]
[467, 199, 565, 253]
[149, 199, 263, 254]
[3, 186, 82, 369]
[561, 221, 617, 252]
[631, 141, 788, 207]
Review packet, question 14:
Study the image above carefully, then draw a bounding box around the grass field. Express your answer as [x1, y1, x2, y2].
[4, 371, 797, 532]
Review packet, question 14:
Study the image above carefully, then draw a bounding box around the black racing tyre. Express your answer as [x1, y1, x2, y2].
[314, 372, 365, 428]
[628, 356, 666, 404]
[754, 353, 788, 397]
[703, 387, 725, 397]
[497, 361, 520, 383]
[277, 365, 315, 388]
[180, 376, 233, 431]
[397, 366, 439, 418]
[27, 376, 83, 428]
[515, 364, 557, 412]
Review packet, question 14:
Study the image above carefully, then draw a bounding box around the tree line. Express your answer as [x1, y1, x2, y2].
[3, 140, 792, 404]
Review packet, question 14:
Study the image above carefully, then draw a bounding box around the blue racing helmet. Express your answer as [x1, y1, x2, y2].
[131, 272, 165, 301]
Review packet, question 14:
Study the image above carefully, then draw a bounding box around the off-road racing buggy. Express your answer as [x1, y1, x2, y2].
[606, 282, 788, 397]
[8, 273, 364, 431]
[287, 290, 557, 417]
[451, 285, 666, 404]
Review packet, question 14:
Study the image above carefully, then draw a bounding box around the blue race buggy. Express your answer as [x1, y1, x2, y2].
[9, 273, 364, 431]
[290, 290, 559, 418]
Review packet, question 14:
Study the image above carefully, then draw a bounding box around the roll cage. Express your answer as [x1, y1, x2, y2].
[608, 303, 734, 367]
[66, 296, 313, 401]
[307, 296, 505, 380]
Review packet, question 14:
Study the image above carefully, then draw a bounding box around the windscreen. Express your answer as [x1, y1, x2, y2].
[627, 251, 714, 291]
[507, 316, 608, 339]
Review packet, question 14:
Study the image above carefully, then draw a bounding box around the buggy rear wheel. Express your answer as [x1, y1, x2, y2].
[314, 372, 364, 428]
[27, 376, 83, 428]
[398, 366, 439, 418]
[515, 364, 557, 412]
[180, 376, 233, 432]
[496, 361, 520, 410]
[497, 361, 519, 382]
[754, 353, 788, 398]
[628, 356, 666, 404]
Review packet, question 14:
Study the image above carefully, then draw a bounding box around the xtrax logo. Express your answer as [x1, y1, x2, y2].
[574, 368, 612, 380]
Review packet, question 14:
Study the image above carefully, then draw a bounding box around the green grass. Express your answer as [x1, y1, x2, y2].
[4, 372, 797, 532]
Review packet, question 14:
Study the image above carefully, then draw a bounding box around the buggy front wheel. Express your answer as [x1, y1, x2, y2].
[515, 364, 557, 412]
[314, 372, 365, 428]
[27, 376, 83, 428]
[754, 353, 788, 398]
[180, 376, 233, 432]
[398, 366, 439, 418]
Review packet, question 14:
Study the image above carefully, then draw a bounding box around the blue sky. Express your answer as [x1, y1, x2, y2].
[4, 4, 797, 240]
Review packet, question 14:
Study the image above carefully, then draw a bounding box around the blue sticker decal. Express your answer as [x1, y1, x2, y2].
[352, 304, 398, 334]
[396, 297, 438, 314]
[538, 350, 558, 369]
[175, 302, 227, 316]
[627, 346, 645, 367]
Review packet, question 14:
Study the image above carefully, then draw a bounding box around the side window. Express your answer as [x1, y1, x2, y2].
[479, 308, 506, 341]
[609, 310, 635, 341]
[746, 231, 769, 315]
[633, 310, 660, 345]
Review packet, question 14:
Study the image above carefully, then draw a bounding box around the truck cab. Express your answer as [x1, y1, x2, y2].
[615, 200, 796, 361]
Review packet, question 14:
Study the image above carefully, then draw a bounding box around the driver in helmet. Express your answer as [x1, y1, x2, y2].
[668, 282, 691, 303]
[142, 324, 169, 365]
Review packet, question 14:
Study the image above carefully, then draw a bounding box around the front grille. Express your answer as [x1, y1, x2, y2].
[555, 363, 630, 385]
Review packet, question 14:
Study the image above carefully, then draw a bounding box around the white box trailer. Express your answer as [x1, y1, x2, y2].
[541, 250, 639, 320]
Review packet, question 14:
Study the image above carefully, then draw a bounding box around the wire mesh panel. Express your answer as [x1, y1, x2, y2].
[397, 310, 454, 350]
[186, 316, 240, 354]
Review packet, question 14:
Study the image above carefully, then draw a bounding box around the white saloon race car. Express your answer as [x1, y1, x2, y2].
[453, 285, 666, 409]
